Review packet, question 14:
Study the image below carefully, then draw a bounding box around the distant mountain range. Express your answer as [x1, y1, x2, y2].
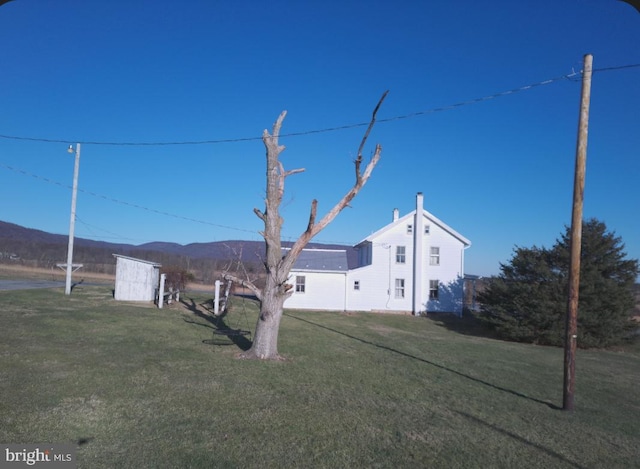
[0, 220, 356, 265]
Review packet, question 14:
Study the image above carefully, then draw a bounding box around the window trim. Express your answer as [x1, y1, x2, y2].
[429, 279, 439, 300]
[396, 245, 406, 264]
[295, 275, 306, 293]
[429, 246, 440, 266]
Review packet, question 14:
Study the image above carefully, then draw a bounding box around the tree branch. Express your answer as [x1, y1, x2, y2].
[253, 208, 266, 222]
[355, 90, 388, 181]
[284, 168, 305, 177]
[306, 199, 318, 232]
[223, 273, 263, 302]
[282, 91, 388, 269]
[357, 90, 388, 161]
[263, 111, 287, 150]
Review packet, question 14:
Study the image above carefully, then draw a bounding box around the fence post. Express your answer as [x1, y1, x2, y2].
[214, 280, 221, 315]
[159, 273, 166, 309]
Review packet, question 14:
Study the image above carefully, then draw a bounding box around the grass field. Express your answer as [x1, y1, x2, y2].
[1, 285, 639, 468]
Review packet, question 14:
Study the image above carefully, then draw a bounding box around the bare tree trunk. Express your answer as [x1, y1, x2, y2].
[231, 92, 388, 360]
[243, 275, 286, 359]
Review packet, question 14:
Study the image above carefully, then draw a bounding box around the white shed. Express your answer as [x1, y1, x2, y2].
[113, 254, 161, 302]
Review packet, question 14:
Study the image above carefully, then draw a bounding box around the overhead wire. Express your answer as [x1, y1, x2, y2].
[0, 162, 258, 235]
[4, 66, 638, 147]
[1, 63, 638, 247]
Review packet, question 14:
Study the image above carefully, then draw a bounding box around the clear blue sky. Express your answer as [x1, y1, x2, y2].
[1, 0, 638, 278]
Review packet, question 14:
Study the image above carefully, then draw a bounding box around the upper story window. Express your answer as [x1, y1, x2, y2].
[424, 225, 430, 234]
[396, 246, 406, 264]
[407, 224, 413, 234]
[430, 247, 440, 266]
[353, 280, 360, 291]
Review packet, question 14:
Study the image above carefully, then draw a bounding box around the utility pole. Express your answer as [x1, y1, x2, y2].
[563, 54, 593, 411]
[65, 143, 81, 295]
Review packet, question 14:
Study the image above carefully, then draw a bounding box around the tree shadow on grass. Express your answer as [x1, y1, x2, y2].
[181, 297, 252, 351]
[453, 410, 585, 468]
[425, 311, 499, 340]
[285, 313, 560, 410]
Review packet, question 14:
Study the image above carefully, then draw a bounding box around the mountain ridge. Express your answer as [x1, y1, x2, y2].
[0, 220, 356, 264]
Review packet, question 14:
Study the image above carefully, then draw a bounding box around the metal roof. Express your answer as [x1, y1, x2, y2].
[287, 248, 349, 272]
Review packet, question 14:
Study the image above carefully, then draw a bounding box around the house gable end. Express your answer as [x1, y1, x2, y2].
[422, 210, 471, 247]
[355, 209, 469, 247]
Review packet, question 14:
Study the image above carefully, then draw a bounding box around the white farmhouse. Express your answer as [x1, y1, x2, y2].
[284, 193, 471, 315]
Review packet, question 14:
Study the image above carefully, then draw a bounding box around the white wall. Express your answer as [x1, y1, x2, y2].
[280, 204, 469, 315]
[114, 257, 159, 302]
[348, 211, 467, 314]
[348, 217, 414, 312]
[284, 271, 347, 311]
[420, 218, 467, 314]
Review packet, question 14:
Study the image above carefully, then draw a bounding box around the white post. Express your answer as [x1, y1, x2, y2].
[159, 273, 166, 309]
[413, 192, 424, 315]
[214, 280, 221, 315]
[65, 143, 81, 295]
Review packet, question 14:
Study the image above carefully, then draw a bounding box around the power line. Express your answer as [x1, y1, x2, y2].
[74, 217, 142, 243]
[0, 162, 258, 235]
[1, 161, 365, 245]
[2, 63, 638, 249]
[0, 160, 367, 247]
[3, 65, 637, 147]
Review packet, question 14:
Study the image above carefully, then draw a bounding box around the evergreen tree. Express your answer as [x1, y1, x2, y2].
[479, 219, 638, 348]
[553, 219, 639, 347]
[479, 246, 565, 345]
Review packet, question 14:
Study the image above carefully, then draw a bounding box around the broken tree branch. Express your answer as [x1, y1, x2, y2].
[282, 90, 389, 269]
[223, 273, 263, 302]
[253, 208, 266, 222]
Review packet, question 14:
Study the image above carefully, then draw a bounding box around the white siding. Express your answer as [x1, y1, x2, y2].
[280, 194, 470, 315]
[420, 215, 466, 314]
[284, 270, 347, 311]
[347, 218, 415, 312]
[114, 256, 160, 302]
[347, 210, 468, 314]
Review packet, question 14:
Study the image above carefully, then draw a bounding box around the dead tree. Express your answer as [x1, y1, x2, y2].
[226, 92, 388, 360]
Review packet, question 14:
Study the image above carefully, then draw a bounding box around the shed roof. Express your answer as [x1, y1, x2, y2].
[112, 254, 162, 267]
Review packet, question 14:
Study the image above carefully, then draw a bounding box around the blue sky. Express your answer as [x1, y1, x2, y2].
[0, 0, 638, 278]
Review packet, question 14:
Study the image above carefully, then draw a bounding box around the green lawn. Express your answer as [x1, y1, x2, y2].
[1, 286, 638, 468]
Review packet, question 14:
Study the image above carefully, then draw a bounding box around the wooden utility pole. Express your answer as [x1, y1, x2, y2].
[563, 54, 593, 411]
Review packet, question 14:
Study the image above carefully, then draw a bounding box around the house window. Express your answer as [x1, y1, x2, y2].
[354, 280, 360, 291]
[429, 280, 439, 300]
[407, 224, 413, 234]
[424, 225, 430, 234]
[395, 278, 405, 298]
[430, 246, 440, 266]
[396, 246, 406, 264]
[295, 276, 306, 293]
